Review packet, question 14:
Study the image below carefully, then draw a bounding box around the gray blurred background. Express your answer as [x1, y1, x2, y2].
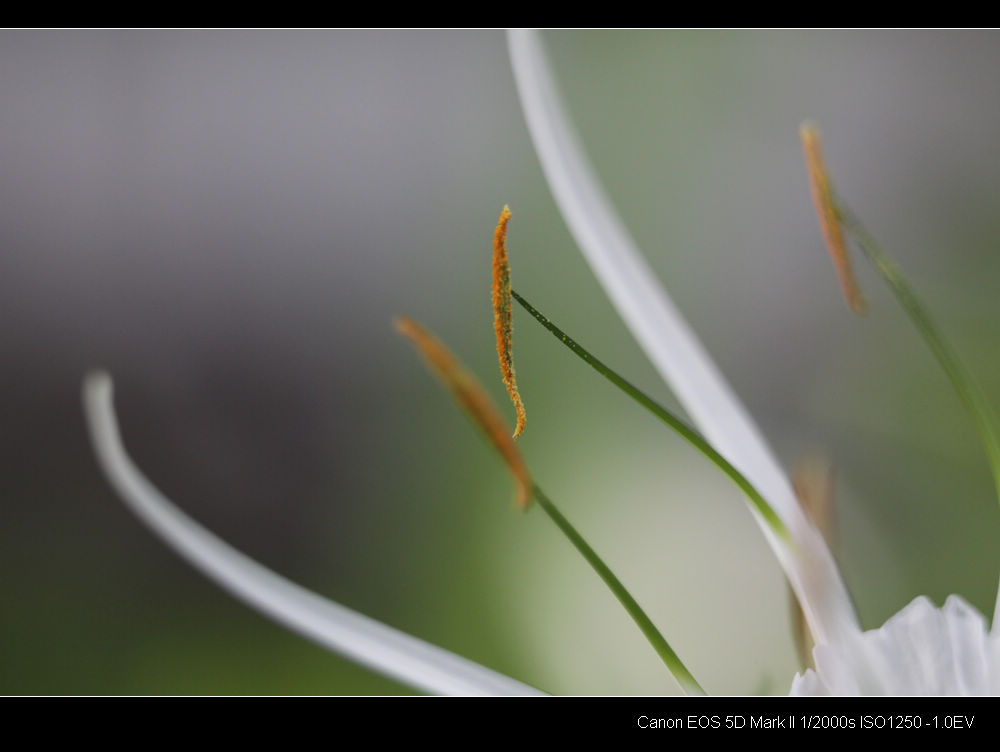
[2, 29, 999, 695]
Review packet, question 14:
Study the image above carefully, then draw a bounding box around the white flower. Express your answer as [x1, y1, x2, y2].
[82, 30, 1000, 696]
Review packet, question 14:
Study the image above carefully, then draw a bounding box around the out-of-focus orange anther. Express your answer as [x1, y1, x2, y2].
[396, 316, 533, 509]
[801, 123, 867, 314]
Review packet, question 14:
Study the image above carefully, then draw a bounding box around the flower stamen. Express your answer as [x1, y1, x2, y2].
[396, 316, 533, 509]
[800, 122, 867, 314]
[492, 205, 527, 438]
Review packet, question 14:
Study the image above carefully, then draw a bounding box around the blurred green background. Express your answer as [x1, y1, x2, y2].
[2, 30, 999, 695]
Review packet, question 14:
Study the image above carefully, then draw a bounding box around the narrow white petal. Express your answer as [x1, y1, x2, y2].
[82, 371, 543, 697]
[507, 29, 859, 646]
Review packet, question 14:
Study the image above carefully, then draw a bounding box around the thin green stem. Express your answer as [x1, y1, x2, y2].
[531, 484, 705, 696]
[836, 201, 1000, 509]
[512, 289, 790, 542]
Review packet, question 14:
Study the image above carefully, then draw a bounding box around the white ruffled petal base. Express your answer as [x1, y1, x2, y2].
[791, 595, 1000, 695]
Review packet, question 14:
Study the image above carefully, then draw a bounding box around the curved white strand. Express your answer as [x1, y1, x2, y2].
[506, 29, 859, 646]
[83, 371, 543, 697]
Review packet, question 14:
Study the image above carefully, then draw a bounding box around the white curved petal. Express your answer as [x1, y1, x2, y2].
[790, 594, 1000, 695]
[82, 371, 543, 697]
[506, 29, 859, 646]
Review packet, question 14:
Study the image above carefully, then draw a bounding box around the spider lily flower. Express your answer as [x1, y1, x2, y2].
[506, 28, 1000, 695]
[82, 31, 1000, 697]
